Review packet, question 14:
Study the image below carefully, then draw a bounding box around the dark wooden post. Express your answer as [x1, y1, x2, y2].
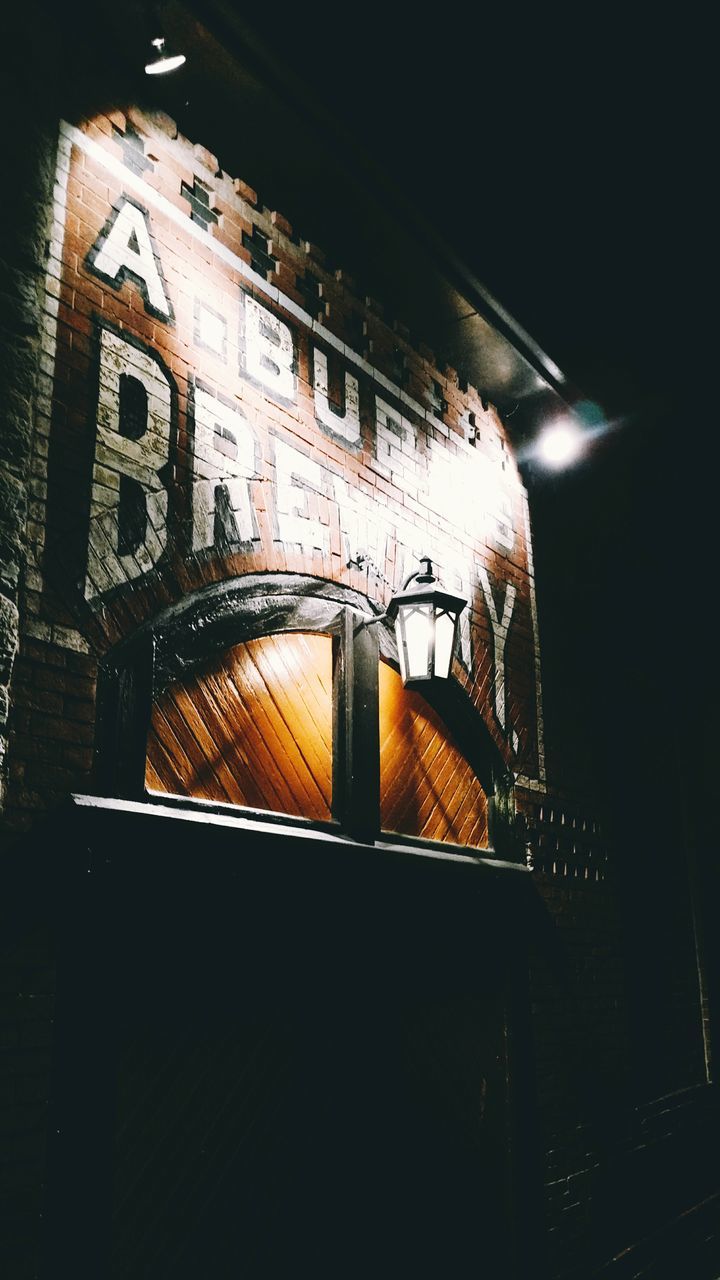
[333, 609, 380, 843]
[94, 633, 155, 800]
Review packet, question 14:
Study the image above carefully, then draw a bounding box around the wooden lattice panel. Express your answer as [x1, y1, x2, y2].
[379, 662, 488, 849]
[146, 632, 332, 820]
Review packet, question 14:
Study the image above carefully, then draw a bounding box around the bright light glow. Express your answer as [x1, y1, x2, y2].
[196, 304, 226, 355]
[537, 419, 583, 469]
[145, 38, 186, 75]
[401, 603, 433, 681]
[426, 446, 515, 544]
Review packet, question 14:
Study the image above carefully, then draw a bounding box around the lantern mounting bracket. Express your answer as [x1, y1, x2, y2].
[357, 609, 389, 628]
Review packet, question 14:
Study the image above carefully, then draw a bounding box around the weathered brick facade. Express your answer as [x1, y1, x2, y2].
[5, 106, 544, 834]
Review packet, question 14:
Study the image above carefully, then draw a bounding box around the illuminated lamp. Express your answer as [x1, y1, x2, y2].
[145, 35, 186, 75]
[537, 418, 583, 469]
[386, 556, 467, 684]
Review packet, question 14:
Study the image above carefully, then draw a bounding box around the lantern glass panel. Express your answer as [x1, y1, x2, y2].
[397, 622, 408, 684]
[433, 608, 456, 679]
[398, 601, 433, 680]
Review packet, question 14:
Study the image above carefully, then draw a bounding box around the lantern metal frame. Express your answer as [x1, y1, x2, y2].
[383, 556, 467, 685]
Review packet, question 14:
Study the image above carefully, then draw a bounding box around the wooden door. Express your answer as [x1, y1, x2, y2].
[146, 632, 333, 821]
[379, 660, 488, 849]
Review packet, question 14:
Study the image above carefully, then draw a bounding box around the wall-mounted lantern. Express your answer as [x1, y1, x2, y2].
[386, 556, 467, 684]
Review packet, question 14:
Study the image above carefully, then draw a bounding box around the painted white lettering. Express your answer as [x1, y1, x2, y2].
[85, 328, 171, 599]
[375, 396, 416, 468]
[89, 200, 171, 319]
[424, 430, 515, 555]
[491, 490, 514, 553]
[243, 294, 295, 401]
[478, 566, 516, 729]
[314, 349, 361, 445]
[194, 301, 227, 358]
[192, 389, 258, 551]
[442, 546, 473, 672]
[333, 475, 386, 573]
[274, 438, 327, 551]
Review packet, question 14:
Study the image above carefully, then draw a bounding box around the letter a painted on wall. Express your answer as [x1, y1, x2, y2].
[86, 197, 174, 321]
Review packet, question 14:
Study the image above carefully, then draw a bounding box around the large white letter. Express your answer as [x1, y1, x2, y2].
[478, 566, 516, 729]
[442, 546, 474, 674]
[332, 475, 385, 570]
[274, 439, 327, 551]
[314, 349, 361, 445]
[88, 198, 172, 320]
[85, 328, 171, 599]
[192, 388, 258, 551]
[242, 294, 295, 401]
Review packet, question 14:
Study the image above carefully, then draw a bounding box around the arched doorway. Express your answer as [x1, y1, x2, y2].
[98, 573, 504, 854]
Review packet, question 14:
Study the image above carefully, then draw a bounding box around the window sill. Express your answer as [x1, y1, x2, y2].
[68, 791, 531, 877]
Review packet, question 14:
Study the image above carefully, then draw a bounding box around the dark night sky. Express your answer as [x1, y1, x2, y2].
[229, 6, 706, 412]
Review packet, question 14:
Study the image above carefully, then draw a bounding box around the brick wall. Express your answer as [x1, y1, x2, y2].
[0, 94, 57, 817]
[520, 796, 713, 1278]
[4, 105, 545, 831]
[0, 49, 62, 1277]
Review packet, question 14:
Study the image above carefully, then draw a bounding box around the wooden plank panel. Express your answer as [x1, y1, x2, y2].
[379, 662, 488, 850]
[146, 633, 332, 820]
[423, 747, 474, 836]
[170, 681, 268, 807]
[264, 633, 333, 752]
[383, 723, 444, 836]
[427, 757, 485, 847]
[218, 636, 331, 815]
[224, 648, 327, 815]
[199, 664, 302, 813]
[154, 692, 235, 803]
[148, 703, 206, 796]
[380, 699, 452, 817]
[250, 634, 332, 800]
[151, 678, 267, 809]
[216, 635, 331, 815]
[404, 743, 461, 841]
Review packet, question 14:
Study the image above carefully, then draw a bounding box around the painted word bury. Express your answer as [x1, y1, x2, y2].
[35, 111, 544, 782]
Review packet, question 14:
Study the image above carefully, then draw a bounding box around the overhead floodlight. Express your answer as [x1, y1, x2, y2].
[145, 35, 186, 75]
[537, 419, 584, 469]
